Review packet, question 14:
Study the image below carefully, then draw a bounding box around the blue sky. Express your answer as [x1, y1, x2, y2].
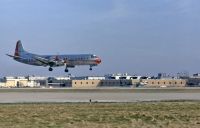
[0, 0, 200, 76]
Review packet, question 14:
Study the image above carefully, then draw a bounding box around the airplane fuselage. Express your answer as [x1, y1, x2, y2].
[8, 40, 101, 72]
[15, 53, 100, 67]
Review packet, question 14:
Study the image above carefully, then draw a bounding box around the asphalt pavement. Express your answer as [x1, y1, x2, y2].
[0, 88, 199, 103]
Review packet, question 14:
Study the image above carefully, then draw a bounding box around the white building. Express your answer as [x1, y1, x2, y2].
[105, 73, 145, 80]
[71, 76, 105, 80]
[54, 76, 71, 80]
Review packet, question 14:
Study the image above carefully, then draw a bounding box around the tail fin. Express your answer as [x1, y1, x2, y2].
[15, 40, 25, 56]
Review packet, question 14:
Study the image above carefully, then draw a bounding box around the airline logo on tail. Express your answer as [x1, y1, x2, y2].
[14, 40, 24, 57]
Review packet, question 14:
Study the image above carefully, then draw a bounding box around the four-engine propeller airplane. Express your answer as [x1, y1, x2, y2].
[7, 40, 101, 72]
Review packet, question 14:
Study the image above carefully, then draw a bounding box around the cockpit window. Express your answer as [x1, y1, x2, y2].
[91, 55, 97, 58]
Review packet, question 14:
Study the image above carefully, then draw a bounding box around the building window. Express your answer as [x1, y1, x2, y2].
[158, 82, 160, 84]
[175, 82, 177, 84]
[81, 82, 82, 84]
[75, 82, 76, 84]
[92, 82, 94, 84]
[164, 82, 165, 84]
[86, 82, 88, 84]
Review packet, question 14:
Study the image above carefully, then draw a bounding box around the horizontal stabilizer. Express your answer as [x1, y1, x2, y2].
[6, 54, 26, 60]
[6, 54, 15, 58]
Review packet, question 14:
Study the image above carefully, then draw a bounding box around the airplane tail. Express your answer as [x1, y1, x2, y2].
[15, 40, 25, 56]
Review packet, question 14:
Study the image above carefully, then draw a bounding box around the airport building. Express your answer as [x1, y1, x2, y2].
[71, 76, 105, 80]
[0, 76, 47, 88]
[185, 73, 200, 87]
[1, 77, 28, 88]
[51, 79, 186, 88]
[105, 73, 147, 80]
[142, 79, 186, 87]
[69, 79, 141, 88]
[0, 74, 187, 88]
[27, 76, 48, 87]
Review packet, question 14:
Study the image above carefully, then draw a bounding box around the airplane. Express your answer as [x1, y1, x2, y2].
[7, 40, 101, 72]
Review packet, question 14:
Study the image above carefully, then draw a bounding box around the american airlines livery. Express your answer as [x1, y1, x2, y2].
[7, 40, 101, 72]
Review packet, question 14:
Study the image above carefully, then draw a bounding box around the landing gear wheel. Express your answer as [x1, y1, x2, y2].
[89, 67, 92, 71]
[65, 68, 69, 72]
[49, 67, 53, 71]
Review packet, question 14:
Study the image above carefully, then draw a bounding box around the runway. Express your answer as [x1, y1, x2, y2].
[0, 88, 199, 103]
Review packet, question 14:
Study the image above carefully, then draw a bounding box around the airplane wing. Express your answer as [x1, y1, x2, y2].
[33, 56, 50, 65]
[6, 54, 15, 58]
[33, 56, 65, 67]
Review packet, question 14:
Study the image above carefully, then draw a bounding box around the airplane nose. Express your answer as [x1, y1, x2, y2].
[95, 57, 101, 64]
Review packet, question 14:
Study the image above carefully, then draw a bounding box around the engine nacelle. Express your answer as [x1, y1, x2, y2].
[66, 65, 75, 68]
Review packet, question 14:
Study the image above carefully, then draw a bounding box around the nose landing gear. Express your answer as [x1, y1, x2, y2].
[65, 64, 69, 72]
[65, 68, 69, 72]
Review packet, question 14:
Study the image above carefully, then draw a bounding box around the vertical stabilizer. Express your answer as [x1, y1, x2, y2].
[15, 40, 25, 56]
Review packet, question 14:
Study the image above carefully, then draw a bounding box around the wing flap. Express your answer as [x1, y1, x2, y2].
[33, 56, 50, 65]
[33, 56, 65, 67]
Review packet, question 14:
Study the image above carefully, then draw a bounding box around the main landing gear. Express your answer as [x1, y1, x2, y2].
[89, 66, 93, 71]
[49, 67, 53, 71]
[65, 68, 69, 72]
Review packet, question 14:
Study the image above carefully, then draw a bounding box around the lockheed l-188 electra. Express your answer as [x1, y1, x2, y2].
[7, 40, 101, 72]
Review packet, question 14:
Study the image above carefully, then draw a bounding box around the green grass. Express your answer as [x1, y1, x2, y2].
[0, 102, 199, 128]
